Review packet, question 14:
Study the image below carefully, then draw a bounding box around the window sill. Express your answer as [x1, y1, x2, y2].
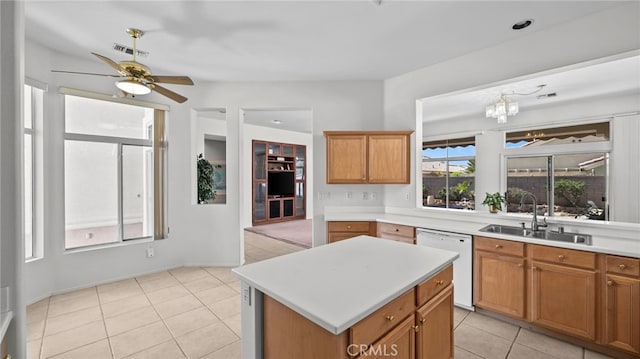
[64, 237, 154, 255]
[25, 256, 44, 264]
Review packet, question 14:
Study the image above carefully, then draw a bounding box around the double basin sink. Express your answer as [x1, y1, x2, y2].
[479, 224, 592, 245]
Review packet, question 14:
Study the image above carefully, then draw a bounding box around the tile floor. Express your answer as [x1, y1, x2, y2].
[27, 232, 612, 359]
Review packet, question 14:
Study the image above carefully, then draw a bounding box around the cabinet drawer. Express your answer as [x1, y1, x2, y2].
[350, 288, 415, 348]
[606, 255, 640, 277]
[474, 236, 525, 257]
[379, 234, 415, 245]
[328, 221, 371, 233]
[530, 244, 596, 269]
[328, 232, 363, 243]
[416, 265, 453, 307]
[378, 223, 415, 238]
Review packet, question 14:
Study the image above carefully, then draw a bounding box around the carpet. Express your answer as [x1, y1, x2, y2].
[245, 219, 312, 248]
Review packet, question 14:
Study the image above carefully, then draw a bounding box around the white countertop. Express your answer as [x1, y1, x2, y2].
[324, 209, 640, 258]
[232, 236, 458, 334]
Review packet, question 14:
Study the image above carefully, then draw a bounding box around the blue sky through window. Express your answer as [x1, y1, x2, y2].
[423, 145, 475, 159]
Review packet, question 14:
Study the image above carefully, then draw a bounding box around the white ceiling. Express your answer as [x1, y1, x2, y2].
[24, 1, 623, 82]
[421, 54, 640, 122]
[243, 109, 313, 134]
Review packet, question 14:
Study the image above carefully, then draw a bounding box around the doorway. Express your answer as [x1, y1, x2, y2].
[241, 108, 313, 249]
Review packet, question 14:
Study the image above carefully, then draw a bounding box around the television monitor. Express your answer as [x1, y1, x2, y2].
[268, 171, 295, 197]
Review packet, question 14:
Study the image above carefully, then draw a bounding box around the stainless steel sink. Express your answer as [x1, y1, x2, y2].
[529, 230, 592, 245]
[479, 224, 592, 245]
[479, 224, 533, 237]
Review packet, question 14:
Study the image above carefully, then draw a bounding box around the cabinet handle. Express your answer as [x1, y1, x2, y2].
[607, 280, 613, 286]
[395, 228, 399, 232]
[517, 263, 523, 268]
[346, 225, 351, 229]
[532, 266, 538, 271]
[436, 280, 444, 286]
[385, 315, 395, 321]
[419, 318, 426, 324]
[495, 244, 502, 249]
[558, 255, 565, 261]
[619, 264, 626, 271]
[413, 325, 420, 333]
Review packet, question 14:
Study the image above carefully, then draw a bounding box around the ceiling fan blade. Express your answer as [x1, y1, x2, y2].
[151, 84, 188, 103]
[91, 52, 129, 76]
[148, 75, 194, 85]
[52, 70, 122, 78]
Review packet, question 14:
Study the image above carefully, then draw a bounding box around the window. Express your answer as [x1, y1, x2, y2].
[505, 122, 610, 220]
[24, 82, 45, 259]
[422, 137, 475, 210]
[64, 93, 166, 249]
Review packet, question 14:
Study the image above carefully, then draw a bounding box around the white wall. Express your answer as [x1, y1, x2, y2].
[383, 2, 640, 209]
[22, 39, 385, 301]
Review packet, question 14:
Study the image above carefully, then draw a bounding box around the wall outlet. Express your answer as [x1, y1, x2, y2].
[318, 192, 331, 200]
[362, 192, 370, 200]
[404, 192, 410, 200]
[346, 191, 353, 200]
[371, 192, 377, 200]
[146, 246, 154, 258]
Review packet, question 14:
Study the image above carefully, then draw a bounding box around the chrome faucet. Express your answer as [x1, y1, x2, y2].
[520, 192, 547, 231]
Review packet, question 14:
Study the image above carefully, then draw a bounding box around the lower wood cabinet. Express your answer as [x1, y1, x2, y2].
[263, 265, 453, 359]
[604, 256, 640, 355]
[530, 260, 597, 340]
[359, 315, 416, 359]
[416, 284, 453, 359]
[473, 237, 526, 319]
[529, 244, 597, 341]
[474, 236, 640, 358]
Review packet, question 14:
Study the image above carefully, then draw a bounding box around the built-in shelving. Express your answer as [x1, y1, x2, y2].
[252, 140, 306, 225]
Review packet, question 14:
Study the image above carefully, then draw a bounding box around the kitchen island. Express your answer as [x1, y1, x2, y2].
[233, 235, 459, 358]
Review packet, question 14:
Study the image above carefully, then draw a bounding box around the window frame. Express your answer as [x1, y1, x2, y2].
[24, 80, 46, 261]
[61, 88, 169, 251]
[502, 121, 612, 220]
[422, 136, 476, 211]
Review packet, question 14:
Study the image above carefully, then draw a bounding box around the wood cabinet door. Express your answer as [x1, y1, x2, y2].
[326, 134, 367, 183]
[474, 250, 526, 319]
[416, 284, 453, 359]
[358, 315, 415, 359]
[605, 274, 640, 354]
[367, 134, 410, 184]
[530, 261, 597, 340]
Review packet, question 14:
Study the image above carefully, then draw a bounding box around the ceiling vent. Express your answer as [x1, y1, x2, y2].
[112, 43, 148, 57]
[537, 92, 557, 99]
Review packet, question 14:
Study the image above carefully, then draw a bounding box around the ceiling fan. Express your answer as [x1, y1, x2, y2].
[52, 28, 194, 103]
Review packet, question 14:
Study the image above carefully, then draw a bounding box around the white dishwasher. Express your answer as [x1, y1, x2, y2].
[416, 228, 473, 310]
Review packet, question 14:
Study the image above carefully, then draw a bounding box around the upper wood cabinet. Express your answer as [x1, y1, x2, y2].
[324, 131, 412, 184]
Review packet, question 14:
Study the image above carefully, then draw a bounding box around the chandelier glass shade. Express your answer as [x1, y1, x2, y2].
[486, 95, 518, 124]
[116, 78, 151, 95]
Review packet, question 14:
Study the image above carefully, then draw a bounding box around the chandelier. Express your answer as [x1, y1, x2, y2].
[485, 84, 547, 124]
[485, 95, 518, 124]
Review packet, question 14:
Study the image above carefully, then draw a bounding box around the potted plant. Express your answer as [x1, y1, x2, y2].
[482, 192, 505, 213]
[197, 153, 216, 204]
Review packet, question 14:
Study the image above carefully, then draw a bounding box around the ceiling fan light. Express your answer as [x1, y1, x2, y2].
[497, 114, 507, 124]
[116, 79, 151, 95]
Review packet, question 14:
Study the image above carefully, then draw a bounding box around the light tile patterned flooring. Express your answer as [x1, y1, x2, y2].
[27, 232, 612, 359]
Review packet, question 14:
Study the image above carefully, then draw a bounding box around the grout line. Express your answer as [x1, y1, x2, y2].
[96, 285, 117, 359]
[504, 327, 521, 359]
